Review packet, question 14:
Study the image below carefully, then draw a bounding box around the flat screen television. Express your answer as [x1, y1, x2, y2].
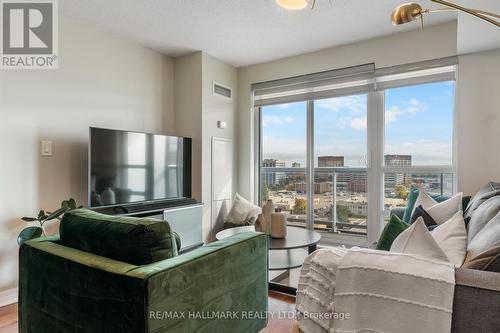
[89, 127, 192, 208]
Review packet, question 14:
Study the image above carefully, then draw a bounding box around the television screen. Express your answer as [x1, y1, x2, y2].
[89, 127, 191, 208]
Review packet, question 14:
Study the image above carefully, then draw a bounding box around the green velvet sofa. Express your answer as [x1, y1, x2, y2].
[19, 209, 268, 333]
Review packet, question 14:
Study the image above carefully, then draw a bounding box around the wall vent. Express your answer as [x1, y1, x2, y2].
[213, 82, 232, 99]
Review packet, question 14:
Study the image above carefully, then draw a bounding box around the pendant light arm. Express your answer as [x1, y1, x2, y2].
[430, 0, 500, 27]
[427, 7, 500, 19]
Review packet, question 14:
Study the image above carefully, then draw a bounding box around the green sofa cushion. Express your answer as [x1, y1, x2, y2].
[376, 214, 409, 251]
[60, 208, 178, 265]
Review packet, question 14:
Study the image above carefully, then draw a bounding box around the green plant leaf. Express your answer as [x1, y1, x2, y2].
[68, 198, 77, 210]
[21, 217, 38, 222]
[37, 210, 46, 220]
[45, 207, 67, 221]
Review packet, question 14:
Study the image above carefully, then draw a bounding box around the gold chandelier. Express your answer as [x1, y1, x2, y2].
[392, 1, 500, 28]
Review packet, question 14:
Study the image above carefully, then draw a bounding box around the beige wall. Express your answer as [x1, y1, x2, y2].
[456, 48, 500, 194]
[0, 16, 175, 293]
[236, 22, 459, 201]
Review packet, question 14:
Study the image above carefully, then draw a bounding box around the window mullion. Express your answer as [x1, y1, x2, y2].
[306, 100, 315, 230]
[367, 91, 384, 244]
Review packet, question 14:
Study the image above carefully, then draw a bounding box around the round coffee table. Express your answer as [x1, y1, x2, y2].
[215, 225, 321, 294]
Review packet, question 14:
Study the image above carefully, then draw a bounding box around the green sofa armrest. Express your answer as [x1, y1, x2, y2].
[19, 236, 146, 333]
[19, 232, 268, 333]
[128, 232, 269, 333]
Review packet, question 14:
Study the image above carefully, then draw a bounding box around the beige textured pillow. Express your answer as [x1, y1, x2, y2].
[431, 211, 467, 267]
[224, 193, 262, 225]
[412, 190, 463, 225]
[390, 217, 449, 263]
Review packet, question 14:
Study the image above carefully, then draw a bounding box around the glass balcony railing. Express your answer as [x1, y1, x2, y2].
[260, 167, 368, 236]
[260, 168, 454, 237]
[382, 172, 454, 223]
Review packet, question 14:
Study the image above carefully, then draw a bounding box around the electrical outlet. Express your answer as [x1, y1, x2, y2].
[217, 121, 227, 129]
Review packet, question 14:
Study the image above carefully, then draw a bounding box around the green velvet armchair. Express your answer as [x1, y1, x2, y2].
[19, 230, 268, 333]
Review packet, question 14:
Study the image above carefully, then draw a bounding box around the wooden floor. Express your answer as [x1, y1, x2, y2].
[0, 303, 17, 333]
[260, 291, 295, 333]
[0, 292, 295, 333]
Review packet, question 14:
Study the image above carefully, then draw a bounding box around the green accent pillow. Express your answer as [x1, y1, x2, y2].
[376, 214, 409, 251]
[60, 208, 178, 265]
[402, 186, 419, 223]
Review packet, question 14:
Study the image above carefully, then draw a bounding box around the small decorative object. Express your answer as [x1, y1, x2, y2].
[262, 200, 275, 235]
[271, 213, 287, 239]
[18, 198, 82, 245]
[101, 187, 116, 205]
[254, 214, 267, 233]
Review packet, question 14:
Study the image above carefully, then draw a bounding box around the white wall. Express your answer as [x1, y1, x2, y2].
[457, 0, 500, 54]
[236, 22, 458, 201]
[174, 52, 203, 201]
[0, 16, 175, 293]
[456, 48, 500, 195]
[174, 52, 237, 242]
[201, 53, 238, 240]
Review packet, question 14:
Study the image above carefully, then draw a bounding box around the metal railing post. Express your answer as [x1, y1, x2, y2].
[332, 170, 337, 233]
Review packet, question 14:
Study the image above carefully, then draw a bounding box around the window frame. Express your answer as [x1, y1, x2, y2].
[254, 69, 457, 247]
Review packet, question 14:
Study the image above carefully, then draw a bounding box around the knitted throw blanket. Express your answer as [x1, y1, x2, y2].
[296, 248, 455, 333]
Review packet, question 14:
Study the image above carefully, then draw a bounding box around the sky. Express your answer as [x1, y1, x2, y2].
[261, 81, 455, 167]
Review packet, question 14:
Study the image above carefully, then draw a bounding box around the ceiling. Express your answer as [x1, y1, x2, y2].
[60, 0, 457, 67]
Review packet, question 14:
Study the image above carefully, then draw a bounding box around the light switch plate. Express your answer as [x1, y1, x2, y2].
[41, 140, 52, 156]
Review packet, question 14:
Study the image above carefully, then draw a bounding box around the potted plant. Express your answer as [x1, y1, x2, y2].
[18, 198, 81, 245]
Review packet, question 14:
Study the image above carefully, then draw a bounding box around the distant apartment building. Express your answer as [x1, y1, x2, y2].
[384, 154, 412, 187]
[347, 180, 367, 193]
[294, 182, 306, 193]
[315, 181, 333, 194]
[318, 156, 344, 167]
[294, 181, 333, 194]
[292, 162, 301, 167]
[337, 197, 368, 216]
[385, 154, 412, 167]
[263, 158, 286, 186]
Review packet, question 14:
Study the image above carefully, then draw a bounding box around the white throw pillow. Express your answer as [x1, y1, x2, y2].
[224, 193, 262, 224]
[390, 217, 449, 263]
[412, 190, 438, 213]
[412, 190, 463, 225]
[431, 211, 467, 267]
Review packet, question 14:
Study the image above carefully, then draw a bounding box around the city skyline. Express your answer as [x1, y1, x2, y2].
[262, 154, 412, 168]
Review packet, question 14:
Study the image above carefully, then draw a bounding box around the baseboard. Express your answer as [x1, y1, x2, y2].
[0, 288, 18, 307]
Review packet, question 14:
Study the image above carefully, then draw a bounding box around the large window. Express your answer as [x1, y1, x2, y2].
[260, 102, 308, 223]
[383, 81, 455, 221]
[256, 60, 457, 246]
[313, 95, 369, 235]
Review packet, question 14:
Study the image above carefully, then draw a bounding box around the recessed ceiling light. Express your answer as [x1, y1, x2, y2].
[276, 0, 308, 10]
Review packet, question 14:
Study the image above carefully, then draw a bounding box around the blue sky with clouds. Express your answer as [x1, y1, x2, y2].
[261, 81, 454, 167]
